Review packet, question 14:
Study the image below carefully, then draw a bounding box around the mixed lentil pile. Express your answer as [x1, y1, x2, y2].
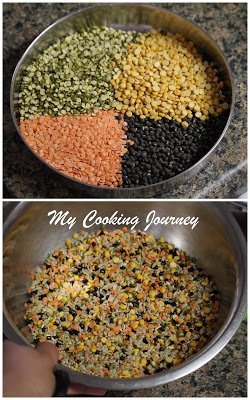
[25, 228, 220, 378]
[18, 26, 230, 187]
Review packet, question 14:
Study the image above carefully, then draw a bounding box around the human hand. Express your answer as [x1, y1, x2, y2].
[3, 340, 106, 397]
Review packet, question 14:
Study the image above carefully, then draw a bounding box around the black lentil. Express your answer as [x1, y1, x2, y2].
[122, 112, 229, 187]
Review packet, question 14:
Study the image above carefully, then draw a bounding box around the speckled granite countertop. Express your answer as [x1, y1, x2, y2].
[3, 3, 247, 198]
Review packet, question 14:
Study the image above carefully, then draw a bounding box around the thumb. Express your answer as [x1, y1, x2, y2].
[35, 341, 59, 366]
[68, 383, 107, 396]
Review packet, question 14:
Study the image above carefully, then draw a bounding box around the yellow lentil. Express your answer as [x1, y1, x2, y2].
[113, 30, 229, 122]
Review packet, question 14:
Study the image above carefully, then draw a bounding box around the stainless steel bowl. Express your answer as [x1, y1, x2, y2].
[11, 5, 235, 198]
[3, 201, 246, 390]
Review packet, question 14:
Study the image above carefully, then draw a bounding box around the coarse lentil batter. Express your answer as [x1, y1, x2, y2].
[25, 228, 220, 378]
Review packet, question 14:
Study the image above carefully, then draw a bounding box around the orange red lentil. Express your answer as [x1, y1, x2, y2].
[20, 111, 129, 187]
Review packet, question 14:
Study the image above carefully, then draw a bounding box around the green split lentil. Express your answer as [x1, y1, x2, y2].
[19, 27, 140, 119]
[25, 228, 220, 378]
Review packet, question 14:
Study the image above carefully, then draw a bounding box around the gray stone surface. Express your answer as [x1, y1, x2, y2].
[3, 3, 247, 199]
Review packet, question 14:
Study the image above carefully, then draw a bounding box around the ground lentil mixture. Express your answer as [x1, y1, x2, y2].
[25, 228, 220, 378]
[18, 25, 230, 188]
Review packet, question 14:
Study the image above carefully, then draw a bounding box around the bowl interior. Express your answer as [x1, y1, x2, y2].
[4, 201, 237, 345]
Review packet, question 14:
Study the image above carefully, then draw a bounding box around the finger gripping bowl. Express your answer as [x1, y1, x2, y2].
[3, 201, 246, 389]
[11, 5, 235, 198]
